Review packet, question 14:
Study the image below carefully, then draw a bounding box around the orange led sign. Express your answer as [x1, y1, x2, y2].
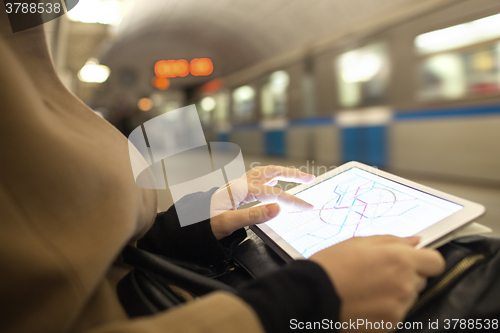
[155, 60, 189, 78]
[174, 59, 190, 77]
[154, 58, 214, 78]
[190, 58, 213, 76]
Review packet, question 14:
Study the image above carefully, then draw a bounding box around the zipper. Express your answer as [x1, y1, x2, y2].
[408, 253, 485, 316]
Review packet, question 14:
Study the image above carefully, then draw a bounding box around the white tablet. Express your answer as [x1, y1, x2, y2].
[250, 161, 485, 261]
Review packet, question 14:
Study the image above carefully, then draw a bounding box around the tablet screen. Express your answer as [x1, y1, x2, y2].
[264, 167, 463, 258]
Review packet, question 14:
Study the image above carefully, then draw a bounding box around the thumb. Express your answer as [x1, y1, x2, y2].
[403, 235, 421, 246]
[225, 203, 281, 229]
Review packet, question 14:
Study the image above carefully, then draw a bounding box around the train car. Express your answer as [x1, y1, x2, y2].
[192, 0, 500, 185]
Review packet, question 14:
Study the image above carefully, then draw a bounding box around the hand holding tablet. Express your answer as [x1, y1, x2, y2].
[243, 162, 484, 330]
[310, 235, 445, 329]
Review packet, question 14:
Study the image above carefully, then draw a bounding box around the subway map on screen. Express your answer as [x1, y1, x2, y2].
[265, 167, 462, 258]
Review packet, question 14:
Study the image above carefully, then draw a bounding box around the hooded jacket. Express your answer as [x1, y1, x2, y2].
[0, 9, 339, 333]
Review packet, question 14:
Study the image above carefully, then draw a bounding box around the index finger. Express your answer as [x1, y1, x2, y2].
[250, 183, 314, 211]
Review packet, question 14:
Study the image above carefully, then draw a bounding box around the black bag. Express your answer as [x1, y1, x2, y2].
[116, 228, 287, 317]
[118, 231, 500, 330]
[400, 236, 500, 332]
[117, 245, 238, 317]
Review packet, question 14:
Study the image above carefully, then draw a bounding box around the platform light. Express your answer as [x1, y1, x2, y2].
[152, 77, 170, 90]
[415, 13, 500, 54]
[78, 59, 110, 83]
[190, 58, 214, 76]
[138, 98, 153, 111]
[68, 0, 123, 25]
[201, 97, 216, 112]
[233, 85, 255, 102]
[150, 93, 164, 106]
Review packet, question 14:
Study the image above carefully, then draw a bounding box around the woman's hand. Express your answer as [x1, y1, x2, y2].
[210, 165, 315, 240]
[310, 236, 445, 332]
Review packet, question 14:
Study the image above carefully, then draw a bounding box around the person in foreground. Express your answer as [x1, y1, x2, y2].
[0, 9, 444, 333]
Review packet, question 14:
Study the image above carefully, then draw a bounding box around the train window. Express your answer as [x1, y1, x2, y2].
[261, 70, 290, 118]
[415, 13, 500, 55]
[336, 42, 389, 108]
[416, 13, 500, 101]
[232, 85, 256, 121]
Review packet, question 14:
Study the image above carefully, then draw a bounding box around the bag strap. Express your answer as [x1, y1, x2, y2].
[117, 269, 184, 317]
[121, 245, 237, 296]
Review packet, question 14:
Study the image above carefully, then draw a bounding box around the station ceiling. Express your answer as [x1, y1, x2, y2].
[99, 0, 454, 89]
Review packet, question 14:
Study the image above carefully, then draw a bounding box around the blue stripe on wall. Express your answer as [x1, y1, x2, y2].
[222, 104, 500, 135]
[289, 116, 334, 127]
[265, 130, 286, 156]
[365, 126, 387, 167]
[395, 104, 500, 120]
[221, 105, 500, 166]
[218, 133, 229, 142]
[341, 127, 363, 163]
[341, 126, 387, 167]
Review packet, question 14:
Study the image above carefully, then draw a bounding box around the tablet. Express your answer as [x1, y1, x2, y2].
[250, 161, 485, 261]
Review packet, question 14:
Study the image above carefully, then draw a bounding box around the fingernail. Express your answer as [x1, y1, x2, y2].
[266, 203, 280, 217]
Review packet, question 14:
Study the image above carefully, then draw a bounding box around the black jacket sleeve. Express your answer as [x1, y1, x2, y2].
[237, 260, 341, 333]
[138, 188, 342, 332]
[137, 188, 246, 267]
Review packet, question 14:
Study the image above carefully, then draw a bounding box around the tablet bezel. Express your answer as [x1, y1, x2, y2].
[250, 161, 485, 261]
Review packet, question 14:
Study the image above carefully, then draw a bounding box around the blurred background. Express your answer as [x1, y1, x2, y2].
[43, 0, 500, 234]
